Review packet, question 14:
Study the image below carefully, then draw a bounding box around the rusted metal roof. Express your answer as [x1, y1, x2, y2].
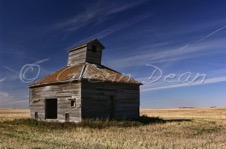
[29, 63, 142, 87]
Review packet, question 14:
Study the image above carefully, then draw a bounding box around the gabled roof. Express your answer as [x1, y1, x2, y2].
[29, 63, 142, 87]
[69, 38, 105, 52]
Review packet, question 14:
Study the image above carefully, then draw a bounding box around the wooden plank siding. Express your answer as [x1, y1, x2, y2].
[30, 82, 81, 122]
[67, 43, 103, 66]
[86, 44, 102, 64]
[81, 80, 140, 120]
[67, 47, 87, 66]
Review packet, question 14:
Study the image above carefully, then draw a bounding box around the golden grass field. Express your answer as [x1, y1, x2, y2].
[0, 108, 226, 149]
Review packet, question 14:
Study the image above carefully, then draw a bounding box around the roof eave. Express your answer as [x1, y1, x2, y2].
[68, 38, 105, 52]
[29, 78, 142, 88]
[29, 79, 81, 88]
[80, 78, 142, 85]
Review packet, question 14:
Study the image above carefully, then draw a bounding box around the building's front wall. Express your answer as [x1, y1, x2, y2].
[86, 43, 103, 64]
[81, 81, 140, 120]
[29, 82, 81, 122]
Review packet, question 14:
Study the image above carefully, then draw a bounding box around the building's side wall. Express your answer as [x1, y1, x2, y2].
[81, 81, 140, 120]
[29, 82, 81, 122]
[67, 47, 87, 66]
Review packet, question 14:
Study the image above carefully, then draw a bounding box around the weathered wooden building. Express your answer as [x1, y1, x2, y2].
[29, 39, 142, 122]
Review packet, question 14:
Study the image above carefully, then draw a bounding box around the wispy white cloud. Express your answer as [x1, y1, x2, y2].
[178, 44, 190, 50]
[2, 65, 18, 73]
[1, 58, 52, 83]
[34, 58, 50, 64]
[53, 0, 147, 32]
[108, 37, 226, 69]
[0, 78, 6, 83]
[0, 91, 14, 105]
[8, 99, 28, 104]
[63, 13, 154, 50]
[89, 14, 153, 39]
[141, 76, 226, 92]
[106, 22, 226, 70]
[134, 56, 226, 92]
[199, 25, 226, 42]
[0, 92, 10, 100]
[0, 91, 28, 108]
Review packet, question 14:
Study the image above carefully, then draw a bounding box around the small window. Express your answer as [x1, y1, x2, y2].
[71, 100, 76, 107]
[35, 112, 38, 120]
[92, 46, 97, 52]
[65, 113, 69, 122]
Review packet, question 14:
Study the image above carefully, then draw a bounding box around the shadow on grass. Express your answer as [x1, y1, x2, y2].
[138, 115, 191, 124]
[0, 116, 192, 129]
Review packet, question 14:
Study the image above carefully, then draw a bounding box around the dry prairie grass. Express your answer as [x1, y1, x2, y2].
[0, 109, 29, 121]
[141, 108, 226, 120]
[0, 108, 226, 149]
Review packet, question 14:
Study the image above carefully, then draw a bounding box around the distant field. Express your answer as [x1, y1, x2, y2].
[0, 109, 29, 121]
[0, 108, 226, 149]
[141, 108, 226, 119]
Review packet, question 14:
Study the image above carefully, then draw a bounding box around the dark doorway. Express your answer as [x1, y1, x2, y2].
[110, 96, 115, 119]
[35, 112, 38, 120]
[45, 99, 57, 119]
[65, 113, 69, 122]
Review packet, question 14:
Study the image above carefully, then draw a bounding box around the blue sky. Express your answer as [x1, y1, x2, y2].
[0, 0, 226, 108]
